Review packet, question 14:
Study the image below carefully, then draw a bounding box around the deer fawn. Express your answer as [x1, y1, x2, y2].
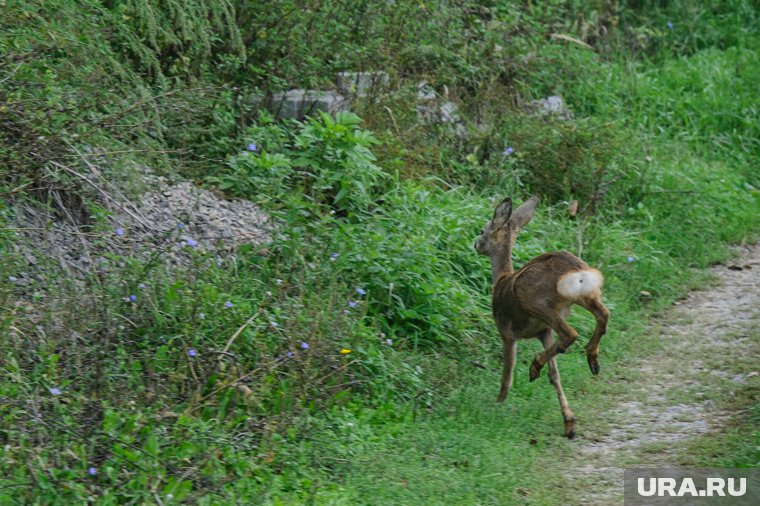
[475, 196, 610, 438]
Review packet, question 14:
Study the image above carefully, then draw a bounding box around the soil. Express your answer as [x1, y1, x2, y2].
[559, 243, 760, 505]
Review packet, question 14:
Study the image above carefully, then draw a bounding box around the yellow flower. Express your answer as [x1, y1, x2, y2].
[339, 348, 352, 355]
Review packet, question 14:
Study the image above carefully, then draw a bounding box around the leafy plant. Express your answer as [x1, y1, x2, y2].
[292, 111, 387, 211]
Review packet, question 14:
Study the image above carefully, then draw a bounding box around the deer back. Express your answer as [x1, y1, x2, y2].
[492, 251, 602, 336]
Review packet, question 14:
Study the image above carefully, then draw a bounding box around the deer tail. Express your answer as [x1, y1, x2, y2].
[557, 269, 603, 299]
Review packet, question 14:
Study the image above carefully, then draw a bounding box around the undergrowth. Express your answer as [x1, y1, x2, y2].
[1, 0, 759, 503]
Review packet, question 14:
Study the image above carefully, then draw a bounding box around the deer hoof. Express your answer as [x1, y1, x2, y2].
[588, 357, 600, 376]
[529, 360, 542, 382]
[564, 418, 576, 439]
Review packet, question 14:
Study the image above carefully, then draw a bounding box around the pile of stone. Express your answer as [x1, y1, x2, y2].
[10, 174, 274, 283]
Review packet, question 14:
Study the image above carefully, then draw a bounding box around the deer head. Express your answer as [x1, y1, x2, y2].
[475, 196, 539, 280]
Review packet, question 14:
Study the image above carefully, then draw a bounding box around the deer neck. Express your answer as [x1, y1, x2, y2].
[490, 243, 514, 286]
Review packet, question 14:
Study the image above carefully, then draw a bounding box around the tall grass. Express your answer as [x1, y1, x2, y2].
[1, 0, 759, 503]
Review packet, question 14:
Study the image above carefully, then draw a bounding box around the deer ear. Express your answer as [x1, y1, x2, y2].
[492, 197, 513, 228]
[508, 195, 538, 229]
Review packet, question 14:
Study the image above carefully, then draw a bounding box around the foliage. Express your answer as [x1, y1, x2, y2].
[1, 0, 760, 503]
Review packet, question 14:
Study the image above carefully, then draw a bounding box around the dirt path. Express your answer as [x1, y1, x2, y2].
[560, 244, 760, 505]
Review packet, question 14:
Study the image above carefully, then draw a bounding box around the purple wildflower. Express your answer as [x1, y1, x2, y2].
[198, 312, 205, 320]
[330, 253, 339, 261]
[504, 147, 514, 156]
[224, 301, 234, 308]
[139, 283, 147, 290]
[286, 351, 294, 358]
[115, 228, 124, 236]
[8, 276, 18, 283]
[385, 338, 393, 346]
[247, 143, 258, 152]
[49, 387, 62, 396]
[186, 238, 197, 248]
[300, 341, 309, 350]
[87, 467, 97, 476]
[270, 321, 278, 328]
[667, 21, 673, 30]
[348, 300, 358, 308]
[627, 256, 635, 263]
[356, 287, 366, 296]
[187, 348, 198, 357]
[129, 294, 137, 302]
[177, 223, 184, 229]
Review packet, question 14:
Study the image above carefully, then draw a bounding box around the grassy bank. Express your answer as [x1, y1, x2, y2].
[1, 1, 759, 503]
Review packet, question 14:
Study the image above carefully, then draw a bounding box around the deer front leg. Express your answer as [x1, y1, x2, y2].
[529, 318, 579, 382]
[497, 337, 517, 403]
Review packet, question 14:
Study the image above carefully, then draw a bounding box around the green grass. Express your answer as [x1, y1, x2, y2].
[2, 0, 760, 503]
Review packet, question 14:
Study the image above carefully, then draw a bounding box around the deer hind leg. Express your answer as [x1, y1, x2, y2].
[540, 329, 575, 438]
[578, 297, 610, 376]
[497, 336, 517, 403]
[528, 314, 579, 382]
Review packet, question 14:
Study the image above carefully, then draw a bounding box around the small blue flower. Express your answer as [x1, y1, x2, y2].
[198, 312, 205, 320]
[247, 143, 258, 152]
[270, 321, 278, 328]
[129, 294, 137, 302]
[385, 338, 393, 346]
[300, 341, 309, 350]
[139, 283, 147, 290]
[8, 276, 18, 283]
[348, 300, 358, 308]
[627, 256, 635, 263]
[355, 287, 366, 296]
[503, 147, 514, 156]
[667, 21, 673, 30]
[177, 223, 184, 229]
[186, 238, 197, 248]
[187, 348, 197, 357]
[49, 387, 62, 396]
[330, 253, 339, 261]
[286, 351, 294, 358]
[225, 301, 234, 308]
[115, 228, 124, 236]
[87, 467, 97, 476]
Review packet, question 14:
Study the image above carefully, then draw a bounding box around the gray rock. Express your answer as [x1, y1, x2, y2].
[528, 95, 573, 119]
[336, 71, 389, 97]
[270, 89, 350, 120]
[417, 81, 437, 101]
[439, 101, 460, 124]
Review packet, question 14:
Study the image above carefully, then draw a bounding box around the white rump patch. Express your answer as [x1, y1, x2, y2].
[557, 269, 603, 299]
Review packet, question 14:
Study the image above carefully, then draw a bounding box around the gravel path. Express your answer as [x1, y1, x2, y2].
[560, 244, 760, 505]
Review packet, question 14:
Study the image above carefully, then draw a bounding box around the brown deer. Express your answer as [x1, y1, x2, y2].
[475, 196, 610, 438]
